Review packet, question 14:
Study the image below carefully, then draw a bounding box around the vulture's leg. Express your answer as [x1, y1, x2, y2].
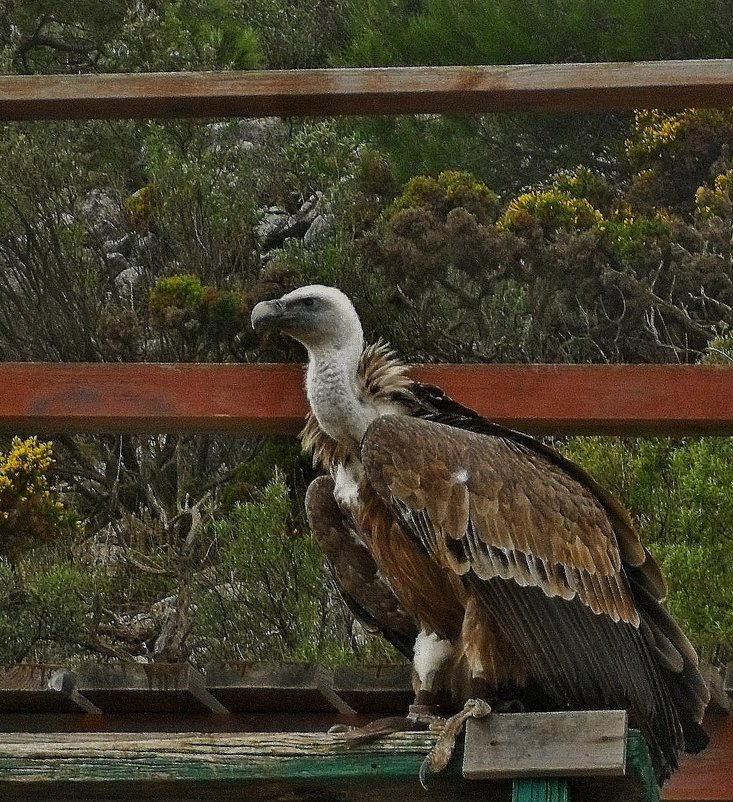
[409, 630, 454, 721]
[419, 698, 492, 788]
[334, 630, 454, 741]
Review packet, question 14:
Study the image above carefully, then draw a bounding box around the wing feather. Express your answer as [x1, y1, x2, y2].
[361, 415, 639, 626]
[305, 475, 418, 659]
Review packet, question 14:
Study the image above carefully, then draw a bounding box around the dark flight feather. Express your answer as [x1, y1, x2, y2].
[305, 475, 418, 660]
[360, 410, 708, 781]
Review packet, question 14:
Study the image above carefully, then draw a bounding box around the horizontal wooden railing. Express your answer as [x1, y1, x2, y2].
[0, 362, 731, 436]
[0, 59, 731, 120]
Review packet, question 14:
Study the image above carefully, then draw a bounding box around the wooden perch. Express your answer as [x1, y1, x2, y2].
[0, 715, 656, 802]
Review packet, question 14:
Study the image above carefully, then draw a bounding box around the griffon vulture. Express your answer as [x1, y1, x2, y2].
[251, 285, 708, 782]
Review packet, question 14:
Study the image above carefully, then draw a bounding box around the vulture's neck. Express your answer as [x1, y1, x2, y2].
[305, 336, 372, 448]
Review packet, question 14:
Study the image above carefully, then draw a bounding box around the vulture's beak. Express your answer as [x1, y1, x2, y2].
[251, 298, 286, 333]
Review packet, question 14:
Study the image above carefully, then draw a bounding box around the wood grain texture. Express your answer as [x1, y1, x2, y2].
[1, 362, 733, 435]
[74, 663, 228, 714]
[0, 731, 454, 789]
[462, 711, 628, 779]
[0, 726, 657, 802]
[0, 61, 731, 120]
[512, 777, 569, 802]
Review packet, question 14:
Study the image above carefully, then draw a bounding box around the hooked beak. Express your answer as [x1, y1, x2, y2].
[251, 299, 285, 333]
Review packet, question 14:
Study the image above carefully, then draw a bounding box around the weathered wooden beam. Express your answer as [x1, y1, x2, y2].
[2, 362, 733, 436]
[204, 663, 355, 715]
[463, 711, 628, 779]
[0, 61, 731, 121]
[0, 726, 655, 802]
[75, 663, 228, 714]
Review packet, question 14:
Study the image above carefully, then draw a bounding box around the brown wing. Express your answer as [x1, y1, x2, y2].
[362, 415, 639, 625]
[360, 415, 709, 780]
[305, 475, 418, 659]
[407, 380, 668, 601]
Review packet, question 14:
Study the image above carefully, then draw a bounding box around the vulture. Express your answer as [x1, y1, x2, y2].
[251, 285, 709, 782]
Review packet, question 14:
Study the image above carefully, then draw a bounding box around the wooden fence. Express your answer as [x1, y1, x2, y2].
[0, 59, 732, 801]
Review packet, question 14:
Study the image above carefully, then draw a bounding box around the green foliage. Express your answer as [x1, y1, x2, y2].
[561, 435, 733, 650]
[626, 109, 733, 211]
[391, 170, 499, 222]
[150, 274, 205, 315]
[0, 560, 93, 663]
[341, 0, 733, 67]
[695, 170, 733, 221]
[192, 474, 399, 663]
[601, 211, 673, 265]
[550, 167, 617, 213]
[148, 273, 251, 356]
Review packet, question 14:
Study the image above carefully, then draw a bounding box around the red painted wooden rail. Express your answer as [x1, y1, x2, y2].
[2, 361, 733, 436]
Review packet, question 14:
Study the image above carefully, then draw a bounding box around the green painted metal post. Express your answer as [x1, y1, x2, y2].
[512, 777, 569, 802]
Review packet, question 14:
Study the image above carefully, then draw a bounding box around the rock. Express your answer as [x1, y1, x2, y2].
[303, 213, 335, 248]
[238, 117, 280, 146]
[105, 251, 130, 274]
[114, 264, 144, 293]
[103, 232, 135, 257]
[82, 189, 121, 237]
[255, 207, 296, 249]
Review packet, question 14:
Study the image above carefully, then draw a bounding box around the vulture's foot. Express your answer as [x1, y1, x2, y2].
[418, 698, 492, 789]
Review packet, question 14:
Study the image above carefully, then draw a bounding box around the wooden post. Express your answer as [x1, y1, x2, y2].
[513, 777, 569, 802]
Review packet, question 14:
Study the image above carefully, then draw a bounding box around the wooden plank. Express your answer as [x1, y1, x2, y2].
[1, 362, 733, 436]
[204, 662, 354, 714]
[0, 61, 731, 121]
[462, 710, 628, 779]
[512, 777, 569, 802]
[0, 730, 445, 781]
[75, 663, 228, 714]
[0, 728, 652, 802]
[332, 664, 414, 713]
[0, 666, 99, 714]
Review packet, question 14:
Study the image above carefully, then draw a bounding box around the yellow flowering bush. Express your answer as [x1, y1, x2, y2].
[498, 189, 603, 234]
[695, 171, 733, 221]
[0, 437, 77, 562]
[389, 170, 499, 223]
[626, 109, 733, 164]
[601, 210, 674, 263]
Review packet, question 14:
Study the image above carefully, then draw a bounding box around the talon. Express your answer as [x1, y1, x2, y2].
[419, 699, 492, 785]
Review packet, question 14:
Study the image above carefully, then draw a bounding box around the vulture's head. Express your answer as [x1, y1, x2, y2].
[250, 285, 363, 352]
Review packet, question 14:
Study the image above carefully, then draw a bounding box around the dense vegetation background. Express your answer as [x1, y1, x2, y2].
[1, 0, 733, 668]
